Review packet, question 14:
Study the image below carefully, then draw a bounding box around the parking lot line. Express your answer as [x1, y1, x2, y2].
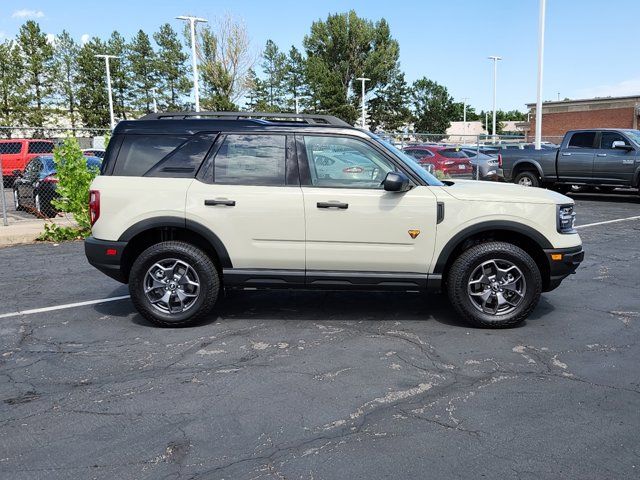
[0, 295, 131, 319]
[576, 215, 640, 230]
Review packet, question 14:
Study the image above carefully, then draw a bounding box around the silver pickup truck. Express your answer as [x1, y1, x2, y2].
[502, 129, 640, 193]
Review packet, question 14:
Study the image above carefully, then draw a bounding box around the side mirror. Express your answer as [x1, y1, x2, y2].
[612, 140, 633, 151]
[12, 169, 22, 178]
[382, 171, 411, 192]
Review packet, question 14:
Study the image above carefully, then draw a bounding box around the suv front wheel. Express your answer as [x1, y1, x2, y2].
[129, 241, 220, 327]
[447, 241, 542, 328]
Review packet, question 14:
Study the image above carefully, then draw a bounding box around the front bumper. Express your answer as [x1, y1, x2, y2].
[543, 245, 584, 291]
[85, 236, 128, 283]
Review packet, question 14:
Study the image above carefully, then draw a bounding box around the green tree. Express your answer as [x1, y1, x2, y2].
[53, 31, 79, 128]
[411, 78, 456, 133]
[245, 68, 271, 111]
[368, 68, 411, 132]
[261, 39, 287, 110]
[452, 102, 480, 122]
[154, 23, 190, 110]
[107, 31, 130, 120]
[303, 11, 400, 124]
[17, 20, 54, 127]
[77, 37, 109, 128]
[128, 30, 157, 113]
[283, 46, 308, 113]
[0, 40, 27, 127]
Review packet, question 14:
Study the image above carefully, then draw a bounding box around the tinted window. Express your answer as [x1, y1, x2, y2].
[24, 158, 43, 179]
[600, 132, 630, 149]
[28, 141, 53, 154]
[440, 149, 468, 158]
[568, 132, 596, 149]
[145, 134, 216, 178]
[213, 134, 286, 186]
[304, 136, 395, 188]
[0, 142, 22, 154]
[113, 135, 188, 176]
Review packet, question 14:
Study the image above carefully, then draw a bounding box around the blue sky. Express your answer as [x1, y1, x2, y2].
[2, 0, 639, 112]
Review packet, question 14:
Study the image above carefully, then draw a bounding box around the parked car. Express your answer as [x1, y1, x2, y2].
[461, 149, 503, 181]
[0, 139, 54, 185]
[82, 148, 106, 159]
[501, 129, 640, 192]
[13, 155, 101, 217]
[403, 145, 473, 176]
[85, 111, 583, 329]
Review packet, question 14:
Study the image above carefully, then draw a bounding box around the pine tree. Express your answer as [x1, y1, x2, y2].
[154, 23, 190, 110]
[17, 20, 54, 127]
[128, 30, 157, 113]
[107, 31, 130, 120]
[261, 40, 287, 110]
[368, 69, 411, 132]
[53, 30, 79, 128]
[245, 68, 271, 111]
[0, 40, 27, 127]
[283, 46, 308, 113]
[77, 37, 110, 128]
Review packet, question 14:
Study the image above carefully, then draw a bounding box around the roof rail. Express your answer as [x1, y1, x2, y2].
[138, 111, 351, 127]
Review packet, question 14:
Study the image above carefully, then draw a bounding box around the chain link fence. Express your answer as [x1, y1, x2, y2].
[0, 127, 109, 226]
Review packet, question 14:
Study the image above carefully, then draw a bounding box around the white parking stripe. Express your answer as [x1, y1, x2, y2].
[576, 215, 640, 230]
[0, 295, 131, 319]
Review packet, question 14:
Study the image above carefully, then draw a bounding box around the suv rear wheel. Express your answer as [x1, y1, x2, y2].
[447, 241, 542, 328]
[129, 241, 220, 327]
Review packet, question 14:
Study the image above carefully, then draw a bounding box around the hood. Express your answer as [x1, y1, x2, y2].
[439, 180, 572, 205]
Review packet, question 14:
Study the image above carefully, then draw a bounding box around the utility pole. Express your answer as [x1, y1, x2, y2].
[294, 96, 300, 114]
[461, 97, 469, 137]
[176, 15, 208, 112]
[557, 92, 560, 101]
[356, 77, 370, 129]
[488, 56, 502, 142]
[151, 87, 158, 113]
[95, 54, 119, 129]
[535, 0, 546, 149]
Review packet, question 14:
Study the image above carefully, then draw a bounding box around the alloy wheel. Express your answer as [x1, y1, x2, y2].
[467, 259, 526, 316]
[143, 259, 201, 315]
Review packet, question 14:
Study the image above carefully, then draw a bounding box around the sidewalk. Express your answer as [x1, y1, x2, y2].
[0, 214, 78, 247]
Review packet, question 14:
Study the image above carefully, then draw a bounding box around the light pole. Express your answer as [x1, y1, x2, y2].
[176, 15, 208, 112]
[294, 96, 300, 114]
[488, 55, 502, 142]
[535, 0, 546, 149]
[461, 97, 469, 137]
[356, 77, 370, 128]
[95, 54, 119, 129]
[151, 87, 158, 113]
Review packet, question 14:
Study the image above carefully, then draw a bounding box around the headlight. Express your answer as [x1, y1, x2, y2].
[557, 204, 576, 233]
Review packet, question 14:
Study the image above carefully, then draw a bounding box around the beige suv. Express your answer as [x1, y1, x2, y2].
[85, 112, 583, 328]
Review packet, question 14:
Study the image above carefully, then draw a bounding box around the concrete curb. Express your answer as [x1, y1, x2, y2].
[0, 216, 78, 248]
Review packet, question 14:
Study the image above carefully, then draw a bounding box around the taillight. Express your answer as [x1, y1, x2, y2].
[342, 166, 364, 174]
[89, 190, 100, 226]
[497, 153, 503, 168]
[43, 175, 58, 183]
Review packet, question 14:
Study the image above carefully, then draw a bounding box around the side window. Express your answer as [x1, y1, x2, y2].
[213, 134, 286, 186]
[144, 133, 217, 177]
[600, 132, 630, 149]
[304, 136, 396, 188]
[0, 142, 22, 154]
[568, 132, 596, 149]
[24, 159, 42, 179]
[28, 141, 53, 154]
[113, 135, 188, 176]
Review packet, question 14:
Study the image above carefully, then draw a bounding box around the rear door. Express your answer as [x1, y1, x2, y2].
[186, 133, 305, 274]
[557, 131, 597, 182]
[593, 131, 637, 185]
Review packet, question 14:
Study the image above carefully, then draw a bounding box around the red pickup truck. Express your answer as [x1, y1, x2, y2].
[0, 139, 55, 185]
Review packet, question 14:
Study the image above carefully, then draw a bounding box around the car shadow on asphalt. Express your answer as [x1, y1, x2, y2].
[94, 288, 553, 330]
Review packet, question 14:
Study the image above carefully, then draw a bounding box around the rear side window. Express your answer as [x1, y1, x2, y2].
[440, 149, 468, 158]
[0, 142, 22, 154]
[568, 132, 596, 149]
[144, 134, 217, 177]
[113, 135, 188, 176]
[213, 134, 286, 186]
[28, 141, 53, 154]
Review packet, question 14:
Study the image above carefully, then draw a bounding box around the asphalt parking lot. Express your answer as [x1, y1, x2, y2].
[1, 192, 639, 480]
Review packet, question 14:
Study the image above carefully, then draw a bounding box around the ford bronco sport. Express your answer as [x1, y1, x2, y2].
[85, 112, 583, 328]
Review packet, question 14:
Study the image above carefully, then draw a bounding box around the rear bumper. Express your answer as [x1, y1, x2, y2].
[543, 245, 584, 291]
[85, 236, 128, 283]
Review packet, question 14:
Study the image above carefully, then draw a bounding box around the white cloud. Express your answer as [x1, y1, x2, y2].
[46, 33, 55, 45]
[12, 9, 45, 19]
[80, 33, 90, 45]
[575, 77, 640, 99]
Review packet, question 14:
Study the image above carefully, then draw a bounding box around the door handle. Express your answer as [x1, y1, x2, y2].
[205, 199, 236, 207]
[317, 201, 348, 209]
[596, 153, 607, 157]
[561, 152, 572, 156]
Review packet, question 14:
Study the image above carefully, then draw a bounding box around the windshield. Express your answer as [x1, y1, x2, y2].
[369, 135, 444, 186]
[624, 130, 640, 145]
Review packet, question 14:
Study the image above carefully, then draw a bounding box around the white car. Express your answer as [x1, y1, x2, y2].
[85, 112, 583, 328]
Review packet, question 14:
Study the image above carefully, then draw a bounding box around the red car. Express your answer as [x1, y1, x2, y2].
[0, 139, 55, 184]
[403, 145, 473, 176]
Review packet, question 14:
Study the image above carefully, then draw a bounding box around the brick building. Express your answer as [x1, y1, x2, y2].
[527, 95, 640, 141]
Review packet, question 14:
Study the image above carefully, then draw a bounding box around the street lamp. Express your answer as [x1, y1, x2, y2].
[176, 15, 208, 112]
[95, 54, 119, 129]
[461, 97, 469, 136]
[356, 77, 370, 129]
[535, 0, 547, 149]
[488, 55, 502, 142]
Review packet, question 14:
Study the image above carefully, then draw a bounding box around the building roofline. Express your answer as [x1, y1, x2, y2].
[526, 94, 640, 108]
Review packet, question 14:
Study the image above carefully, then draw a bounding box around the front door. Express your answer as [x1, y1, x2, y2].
[187, 133, 305, 273]
[298, 134, 438, 276]
[593, 131, 638, 185]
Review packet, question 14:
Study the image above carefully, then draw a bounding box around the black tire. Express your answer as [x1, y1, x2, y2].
[514, 171, 540, 188]
[446, 241, 542, 328]
[129, 241, 220, 327]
